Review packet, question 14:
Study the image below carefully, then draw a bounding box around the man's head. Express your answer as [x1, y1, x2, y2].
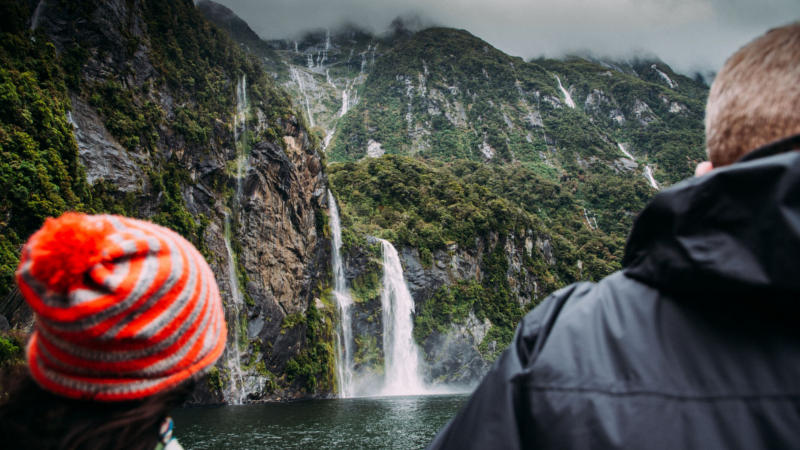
[705, 22, 800, 167]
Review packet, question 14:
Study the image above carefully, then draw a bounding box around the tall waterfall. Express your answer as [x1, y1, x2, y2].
[221, 74, 250, 404]
[234, 75, 249, 201]
[222, 214, 246, 404]
[378, 239, 427, 396]
[289, 67, 315, 127]
[328, 190, 356, 398]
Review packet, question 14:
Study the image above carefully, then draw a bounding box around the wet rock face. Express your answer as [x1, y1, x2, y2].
[337, 234, 545, 387]
[240, 131, 325, 317]
[29, 0, 330, 404]
[69, 95, 149, 192]
[422, 312, 492, 384]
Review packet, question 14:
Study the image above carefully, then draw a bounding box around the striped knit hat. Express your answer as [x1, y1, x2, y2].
[15, 213, 227, 401]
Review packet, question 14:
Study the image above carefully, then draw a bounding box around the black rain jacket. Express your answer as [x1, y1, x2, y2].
[428, 137, 800, 450]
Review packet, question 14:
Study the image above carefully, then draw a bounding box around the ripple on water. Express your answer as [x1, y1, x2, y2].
[172, 394, 468, 449]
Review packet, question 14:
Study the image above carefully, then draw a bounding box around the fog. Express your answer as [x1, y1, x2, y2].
[211, 0, 798, 75]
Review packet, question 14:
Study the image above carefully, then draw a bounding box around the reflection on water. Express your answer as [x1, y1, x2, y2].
[172, 394, 468, 449]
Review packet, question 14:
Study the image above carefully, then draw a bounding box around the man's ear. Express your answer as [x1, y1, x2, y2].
[695, 161, 714, 177]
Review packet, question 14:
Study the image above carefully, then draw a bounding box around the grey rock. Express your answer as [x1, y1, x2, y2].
[69, 96, 148, 192]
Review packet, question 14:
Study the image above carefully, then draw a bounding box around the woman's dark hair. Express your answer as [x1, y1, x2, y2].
[0, 365, 195, 450]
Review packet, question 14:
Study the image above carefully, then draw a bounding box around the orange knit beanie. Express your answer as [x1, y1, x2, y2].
[15, 213, 227, 401]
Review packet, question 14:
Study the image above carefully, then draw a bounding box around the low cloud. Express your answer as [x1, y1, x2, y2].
[213, 0, 798, 74]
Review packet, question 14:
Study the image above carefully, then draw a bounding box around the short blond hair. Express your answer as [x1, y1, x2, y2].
[706, 22, 800, 167]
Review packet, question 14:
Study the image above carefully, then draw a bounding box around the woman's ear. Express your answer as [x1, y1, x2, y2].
[695, 161, 714, 177]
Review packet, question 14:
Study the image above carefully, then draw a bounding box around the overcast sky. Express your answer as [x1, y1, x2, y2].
[212, 0, 799, 75]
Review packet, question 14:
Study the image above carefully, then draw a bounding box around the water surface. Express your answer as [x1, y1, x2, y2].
[173, 394, 467, 449]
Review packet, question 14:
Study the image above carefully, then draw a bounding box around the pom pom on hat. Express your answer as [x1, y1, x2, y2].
[26, 212, 113, 295]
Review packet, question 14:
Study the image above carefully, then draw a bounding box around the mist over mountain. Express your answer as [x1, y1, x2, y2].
[210, 0, 799, 75]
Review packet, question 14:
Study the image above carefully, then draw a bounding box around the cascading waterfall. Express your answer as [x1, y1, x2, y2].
[222, 214, 246, 404]
[340, 89, 349, 117]
[234, 75, 249, 201]
[221, 74, 250, 404]
[30, 0, 45, 31]
[617, 142, 635, 160]
[554, 74, 576, 108]
[618, 142, 659, 190]
[645, 165, 660, 190]
[378, 239, 427, 396]
[323, 129, 335, 151]
[290, 67, 315, 127]
[328, 190, 356, 398]
[326, 69, 335, 88]
[360, 47, 368, 73]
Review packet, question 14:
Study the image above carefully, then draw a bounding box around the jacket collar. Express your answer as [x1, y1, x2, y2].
[623, 135, 800, 297]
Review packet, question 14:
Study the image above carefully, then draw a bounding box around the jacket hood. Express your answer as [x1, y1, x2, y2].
[623, 136, 800, 297]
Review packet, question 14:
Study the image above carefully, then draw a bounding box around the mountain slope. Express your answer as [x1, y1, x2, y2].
[332, 28, 706, 184]
[203, 6, 709, 387]
[1, 0, 335, 402]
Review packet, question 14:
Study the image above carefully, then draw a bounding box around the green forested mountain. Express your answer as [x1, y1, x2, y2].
[205, 10, 708, 385]
[1, 0, 334, 402]
[330, 28, 706, 181]
[0, 0, 709, 400]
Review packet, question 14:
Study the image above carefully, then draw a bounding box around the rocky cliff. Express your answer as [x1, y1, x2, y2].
[1, 0, 334, 403]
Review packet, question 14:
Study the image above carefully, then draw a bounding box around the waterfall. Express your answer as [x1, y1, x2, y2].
[360, 47, 368, 74]
[618, 142, 659, 189]
[326, 69, 335, 88]
[290, 67, 315, 127]
[651, 64, 677, 89]
[617, 142, 635, 160]
[325, 29, 331, 51]
[378, 239, 427, 396]
[323, 129, 335, 151]
[328, 191, 356, 398]
[234, 75, 250, 201]
[221, 74, 251, 404]
[223, 214, 246, 404]
[645, 165, 660, 190]
[30, 0, 45, 31]
[340, 89, 349, 117]
[554, 74, 576, 109]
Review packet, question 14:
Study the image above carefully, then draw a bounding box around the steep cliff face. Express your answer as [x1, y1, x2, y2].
[398, 234, 540, 385]
[334, 229, 554, 386]
[1, 0, 333, 403]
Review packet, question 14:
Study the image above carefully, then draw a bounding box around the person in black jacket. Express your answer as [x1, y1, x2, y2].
[428, 22, 800, 450]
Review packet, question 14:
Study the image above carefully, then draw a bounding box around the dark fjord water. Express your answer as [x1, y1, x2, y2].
[172, 394, 468, 449]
